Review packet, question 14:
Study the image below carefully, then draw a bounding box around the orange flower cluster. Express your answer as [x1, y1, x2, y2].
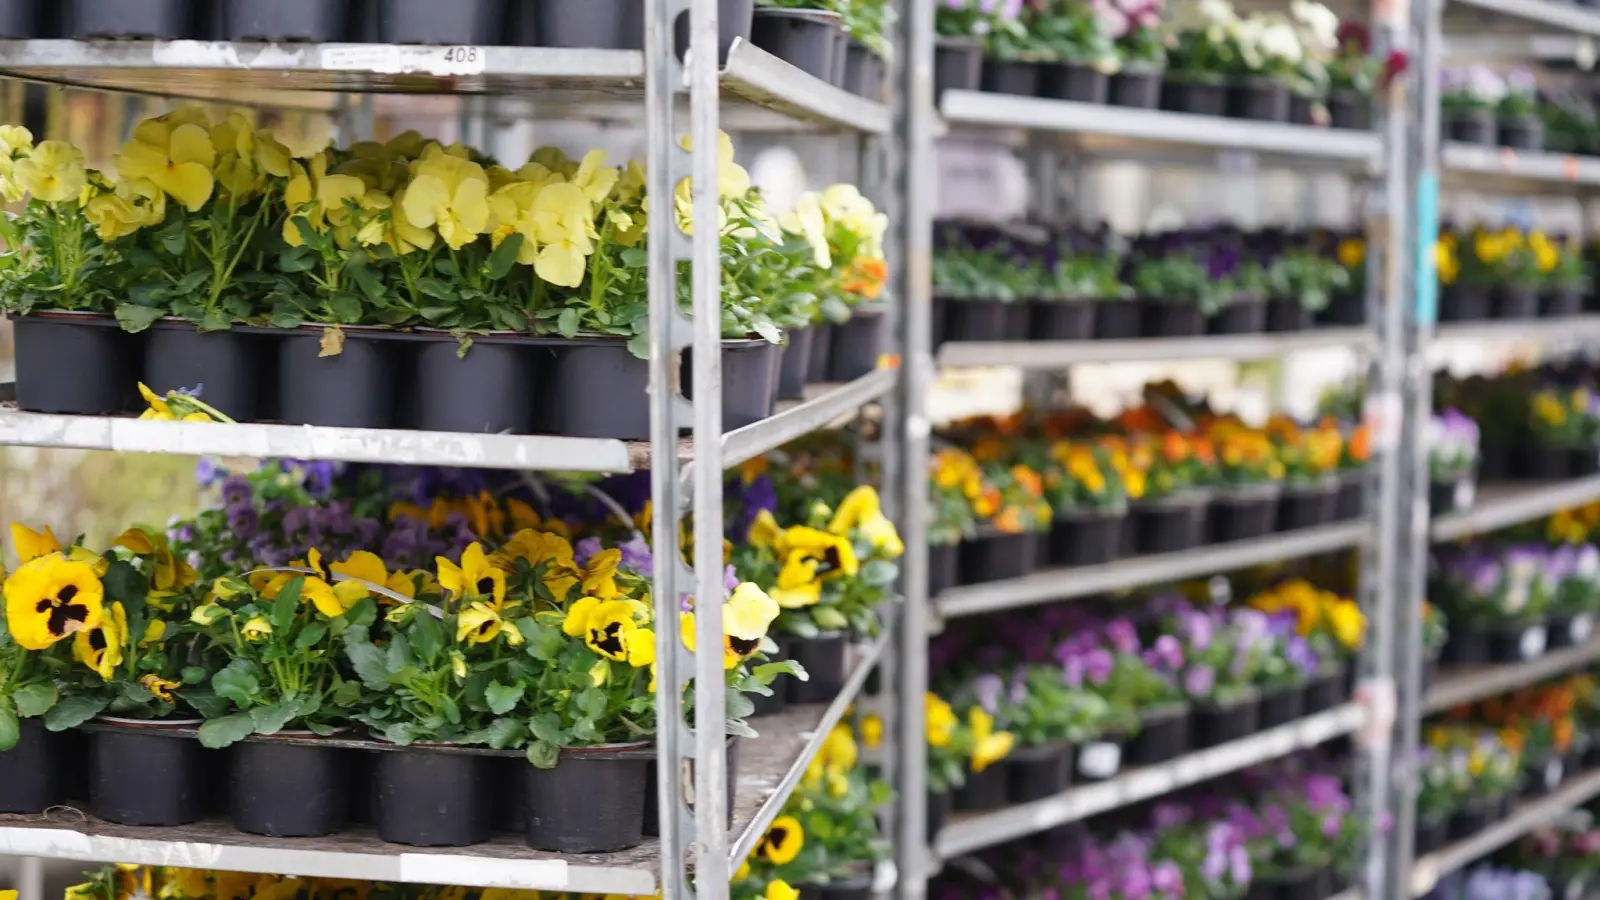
[1462, 677, 1583, 757]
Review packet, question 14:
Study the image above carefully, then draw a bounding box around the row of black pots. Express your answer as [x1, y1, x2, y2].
[1446, 110, 1544, 151]
[1476, 439, 1600, 482]
[1429, 475, 1477, 516]
[1439, 619, 1555, 665]
[1244, 866, 1352, 900]
[0, 719, 674, 852]
[932, 295, 1346, 347]
[747, 7, 883, 99]
[15, 312, 884, 440]
[748, 632, 855, 717]
[1437, 282, 1585, 322]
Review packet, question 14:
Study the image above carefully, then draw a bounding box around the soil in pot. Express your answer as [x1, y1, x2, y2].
[929, 542, 960, 596]
[749, 8, 839, 81]
[1492, 284, 1540, 319]
[951, 762, 1007, 811]
[1132, 493, 1208, 554]
[13, 314, 140, 415]
[981, 59, 1041, 96]
[1005, 743, 1074, 803]
[945, 299, 1010, 342]
[0, 719, 70, 814]
[90, 722, 211, 826]
[1447, 109, 1497, 145]
[374, 747, 491, 846]
[1277, 480, 1338, 531]
[934, 38, 982, 95]
[1206, 298, 1267, 335]
[278, 329, 398, 428]
[1207, 484, 1281, 543]
[750, 635, 793, 716]
[1094, 301, 1142, 338]
[1329, 90, 1370, 129]
[787, 632, 849, 703]
[1266, 298, 1314, 332]
[1487, 622, 1548, 663]
[1126, 704, 1192, 765]
[1228, 77, 1289, 121]
[1439, 283, 1489, 321]
[1302, 667, 1349, 713]
[1039, 62, 1108, 103]
[1141, 301, 1205, 337]
[221, 0, 348, 41]
[142, 325, 267, 422]
[1192, 692, 1261, 748]
[524, 748, 650, 852]
[1429, 477, 1476, 515]
[1030, 299, 1096, 341]
[1109, 65, 1162, 108]
[68, 0, 186, 38]
[1046, 507, 1124, 566]
[1500, 116, 1544, 151]
[958, 531, 1041, 584]
[230, 737, 350, 837]
[1257, 683, 1306, 729]
[807, 322, 834, 383]
[409, 336, 537, 434]
[826, 308, 885, 382]
[1161, 77, 1226, 116]
[376, 0, 495, 44]
[1542, 287, 1586, 318]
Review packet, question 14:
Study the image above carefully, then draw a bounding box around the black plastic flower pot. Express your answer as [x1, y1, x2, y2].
[945, 299, 1009, 341]
[777, 328, 814, 401]
[1207, 484, 1282, 543]
[1492, 283, 1540, 319]
[1257, 683, 1307, 729]
[1227, 77, 1289, 122]
[68, 0, 186, 37]
[143, 323, 266, 422]
[798, 874, 873, 900]
[277, 329, 397, 428]
[1132, 493, 1208, 554]
[1192, 694, 1261, 748]
[980, 59, 1040, 96]
[1568, 447, 1599, 476]
[929, 541, 959, 596]
[347, 749, 379, 825]
[1500, 115, 1545, 151]
[0, 719, 69, 814]
[1289, 93, 1314, 126]
[641, 739, 737, 836]
[1030, 299, 1095, 341]
[1478, 437, 1510, 479]
[0, 0, 35, 37]
[230, 737, 350, 837]
[1335, 470, 1367, 520]
[950, 762, 1007, 811]
[1429, 477, 1476, 515]
[1548, 615, 1579, 649]
[1161, 78, 1226, 117]
[1046, 507, 1124, 566]
[1039, 62, 1108, 103]
[1256, 868, 1331, 900]
[1487, 622, 1549, 663]
[527, 0, 640, 48]
[1109, 65, 1162, 109]
[90, 722, 210, 826]
[934, 38, 982, 95]
[492, 755, 526, 833]
[376, 0, 495, 44]
[807, 322, 834, 383]
[524, 747, 649, 852]
[374, 747, 490, 847]
[409, 335, 537, 434]
[13, 313, 141, 415]
[844, 41, 881, 98]
[1441, 629, 1489, 664]
[1414, 815, 1449, 855]
[927, 789, 951, 839]
[1448, 796, 1497, 840]
[1004, 742, 1074, 803]
[826, 308, 885, 382]
[221, 0, 348, 40]
[1125, 704, 1191, 765]
[787, 632, 848, 703]
[1317, 289, 1367, 326]
[545, 339, 775, 440]
[1141, 301, 1205, 337]
[750, 8, 839, 80]
[1541, 287, 1586, 318]
[1074, 738, 1123, 781]
[828, 28, 849, 89]
[1329, 90, 1371, 130]
[1524, 752, 1567, 798]
[1266, 298, 1314, 332]
[1439, 283, 1489, 321]
[1302, 667, 1350, 714]
[1004, 301, 1032, 340]
[931, 296, 950, 350]
[1094, 301, 1142, 339]
[1206, 298, 1267, 335]
[750, 635, 793, 716]
[1513, 443, 1571, 479]
[1447, 109, 1497, 145]
[958, 531, 1041, 584]
[670, 0, 753, 62]
[1277, 480, 1338, 531]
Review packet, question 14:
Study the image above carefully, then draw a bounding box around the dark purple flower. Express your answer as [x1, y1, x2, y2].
[1085, 648, 1115, 685]
[1106, 618, 1138, 654]
[221, 475, 252, 507]
[194, 457, 221, 488]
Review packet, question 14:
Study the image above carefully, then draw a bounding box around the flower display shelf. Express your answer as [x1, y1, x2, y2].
[935, 521, 1367, 619]
[936, 328, 1377, 369]
[1431, 477, 1600, 542]
[1434, 315, 1600, 343]
[931, 704, 1366, 860]
[0, 40, 888, 134]
[1443, 142, 1600, 188]
[1422, 635, 1600, 715]
[1442, 0, 1600, 37]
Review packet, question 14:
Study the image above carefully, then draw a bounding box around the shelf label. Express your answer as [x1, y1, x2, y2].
[398, 855, 568, 888]
[1546, 758, 1565, 791]
[1573, 614, 1594, 644]
[1078, 742, 1121, 780]
[320, 44, 487, 76]
[1208, 575, 1231, 606]
[1454, 479, 1475, 510]
[1520, 626, 1548, 660]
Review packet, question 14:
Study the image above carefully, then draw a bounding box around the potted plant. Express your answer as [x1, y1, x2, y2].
[1545, 544, 1600, 648]
[963, 666, 1110, 805]
[1415, 744, 1457, 854]
[1129, 241, 1225, 336]
[1326, 21, 1381, 129]
[1044, 439, 1130, 565]
[1285, 2, 1336, 124]
[1225, 11, 1302, 122]
[1443, 66, 1506, 145]
[1525, 386, 1598, 478]
[934, 0, 992, 94]
[1204, 419, 1284, 542]
[1061, 619, 1184, 778]
[813, 185, 890, 382]
[1128, 430, 1216, 554]
[925, 691, 983, 837]
[928, 448, 982, 595]
[1432, 544, 1554, 665]
[1270, 415, 1344, 530]
[1539, 232, 1587, 318]
[841, 0, 890, 98]
[1163, 0, 1236, 115]
[1428, 408, 1480, 515]
[1108, 0, 1165, 108]
[1266, 245, 1350, 331]
[981, 0, 1051, 95]
[1033, 0, 1118, 103]
[1322, 233, 1368, 324]
[1436, 229, 1486, 321]
[933, 225, 1032, 342]
[1031, 235, 1127, 340]
[750, 0, 847, 83]
[1170, 604, 1269, 747]
[1252, 615, 1320, 728]
[1500, 68, 1544, 150]
[960, 456, 1052, 583]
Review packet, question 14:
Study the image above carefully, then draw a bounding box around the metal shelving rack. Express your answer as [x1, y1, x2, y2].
[0, 2, 911, 899]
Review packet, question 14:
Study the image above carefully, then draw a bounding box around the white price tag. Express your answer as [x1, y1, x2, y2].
[1572, 614, 1594, 644]
[1454, 480, 1475, 510]
[1208, 575, 1231, 605]
[321, 44, 400, 72]
[1546, 758, 1565, 791]
[320, 44, 487, 76]
[1078, 742, 1122, 780]
[1520, 626, 1549, 660]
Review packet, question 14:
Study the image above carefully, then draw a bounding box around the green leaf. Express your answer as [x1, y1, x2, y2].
[181, 665, 209, 685]
[250, 701, 296, 735]
[861, 559, 898, 587]
[486, 233, 524, 279]
[484, 717, 527, 750]
[115, 304, 166, 333]
[345, 629, 391, 688]
[272, 576, 304, 632]
[12, 683, 56, 718]
[328, 292, 363, 323]
[627, 332, 651, 359]
[812, 606, 849, 631]
[159, 228, 187, 255]
[198, 713, 257, 749]
[213, 663, 261, 707]
[101, 560, 148, 614]
[279, 247, 316, 273]
[529, 712, 567, 746]
[557, 308, 581, 338]
[485, 682, 523, 716]
[0, 708, 18, 752]
[416, 278, 454, 300]
[621, 247, 648, 268]
[526, 740, 560, 769]
[295, 621, 329, 650]
[44, 695, 108, 732]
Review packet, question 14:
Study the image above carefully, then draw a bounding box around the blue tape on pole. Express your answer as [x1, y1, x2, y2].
[1414, 172, 1439, 325]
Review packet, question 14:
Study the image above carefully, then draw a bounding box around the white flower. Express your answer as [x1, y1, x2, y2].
[1291, 0, 1339, 55]
[1464, 65, 1506, 103]
[1095, 3, 1132, 39]
[1256, 16, 1304, 65]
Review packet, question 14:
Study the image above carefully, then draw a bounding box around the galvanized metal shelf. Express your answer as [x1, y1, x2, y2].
[0, 39, 888, 134]
[937, 328, 1375, 369]
[1423, 636, 1600, 714]
[1430, 477, 1600, 542]
[1443, 142, 1600, 187]
[935, 522, 1368, 620]
[933, 704, 1365, 860]
[938, 91, 1382, 167]
[1434, 314, 1600, 342]
[1446, 0, 1600, 35]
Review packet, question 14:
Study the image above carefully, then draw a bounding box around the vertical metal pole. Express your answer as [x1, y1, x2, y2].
[893, 0, 933, 894]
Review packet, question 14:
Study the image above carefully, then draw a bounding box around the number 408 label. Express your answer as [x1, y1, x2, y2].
[321, 45, 487, 76]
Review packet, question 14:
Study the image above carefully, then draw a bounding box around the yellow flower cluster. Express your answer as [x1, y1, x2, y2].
[748, 485, 901, 612]
[0, 125, 86, 206]
[1248, 579, 1366, 651]
[1549, 502, 1600, 544]
[785, 183, 888, 300]
[1436, 232, 1459, 285]
[67, 864, 657, 900]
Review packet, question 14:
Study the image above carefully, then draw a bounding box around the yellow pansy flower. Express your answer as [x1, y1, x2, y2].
[401, 153, 491, 250]
[115, 117, 216, 211]
[14, 140, 87, 205]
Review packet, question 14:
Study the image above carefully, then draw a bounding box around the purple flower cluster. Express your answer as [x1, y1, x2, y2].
[1428, 408, 1480, 481]
[1436, 541, 1600, 623]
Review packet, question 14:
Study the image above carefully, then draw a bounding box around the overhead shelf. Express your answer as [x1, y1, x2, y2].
[933, 704, 1364, 860]
[1443, 142, 1600, 187]
[938, 91, 1382, 168]
[937, 328, 1374, 370]
[936, 522, 1367, 620]
[1434, 314, 1600, 342]
[0, 39, 888, 134]
[1423, 636, 1600, 714]
[1446, 0, 1600, 35]
[1430, 477, 1600, 541]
